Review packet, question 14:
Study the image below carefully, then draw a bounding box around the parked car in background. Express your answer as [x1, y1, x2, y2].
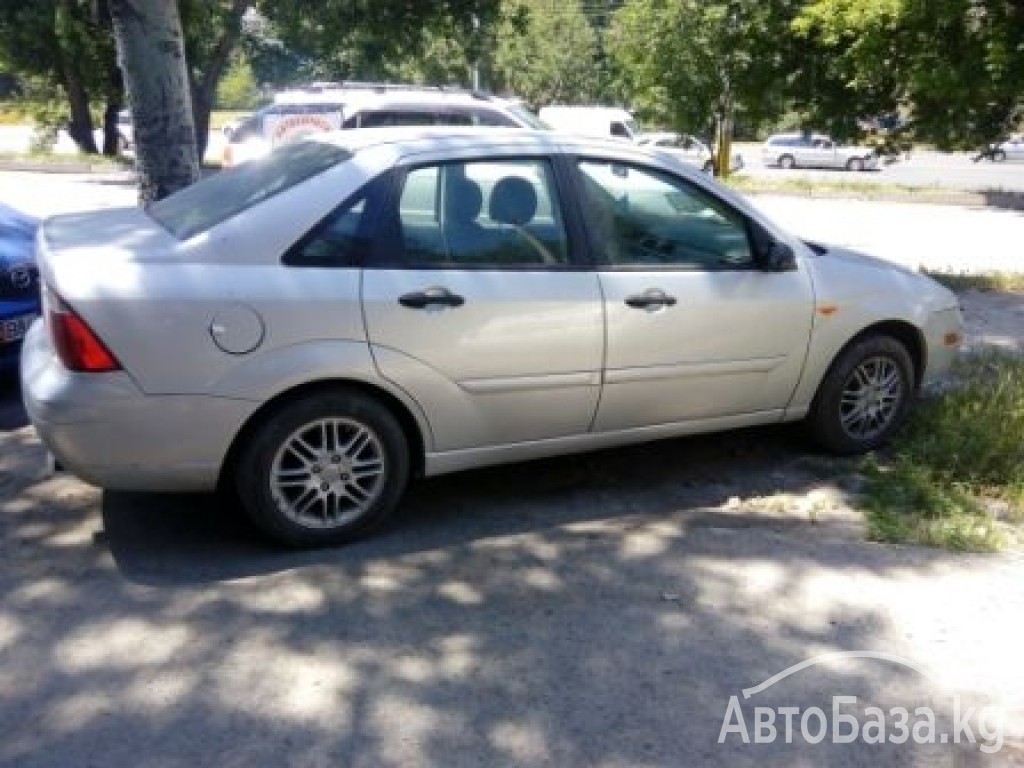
[23, 127, 963, 547]
[223, 82, 543, 165]
[638, 132, 715, 172]
[538, 105, 639, 141]
[762, 133, 879, 171]
[0, 203, 40, 374]
[988, 136, 1024, 163]
[637, 131, 744, 174]
[116, 109, 133, 151]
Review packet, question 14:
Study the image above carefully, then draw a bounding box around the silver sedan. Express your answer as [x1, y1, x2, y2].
[22, 128, 963, 546]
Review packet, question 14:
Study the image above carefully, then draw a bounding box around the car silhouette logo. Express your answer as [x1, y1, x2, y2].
[9, 267, 32, 290]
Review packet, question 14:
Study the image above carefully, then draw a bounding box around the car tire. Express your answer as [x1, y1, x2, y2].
[846, 157, 865, 172]
[993, 150, 1007, 163]
[235, 389, 410, 547]
[778, 154, 796, 170]
[806, 335, 915, 455]
[702, 160, 715, 174]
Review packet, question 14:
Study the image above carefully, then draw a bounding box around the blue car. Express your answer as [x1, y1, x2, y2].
[0, 203, 41, 374]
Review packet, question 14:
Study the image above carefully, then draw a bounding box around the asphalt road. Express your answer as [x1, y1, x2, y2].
[734, 142, 1024, 193]
[1, 125, 1023, 192]
[2, 173, 1024, 766]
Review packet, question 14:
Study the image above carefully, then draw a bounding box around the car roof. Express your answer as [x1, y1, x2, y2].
[308, 125, 636, 155]
[638, 132, 678, 142]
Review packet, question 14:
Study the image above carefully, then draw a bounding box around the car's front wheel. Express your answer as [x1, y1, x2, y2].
[778, 154, 796, 170]
[806, 335, 915, 455]
[235, 389, 410, 547]
[846, 157, 865, 172]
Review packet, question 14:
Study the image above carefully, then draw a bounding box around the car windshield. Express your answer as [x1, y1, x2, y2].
[147, 140, 352, 240]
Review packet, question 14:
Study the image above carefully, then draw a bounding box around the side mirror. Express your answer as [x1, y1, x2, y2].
[749, 220, 797, 272]
[762, 241, 797, 272]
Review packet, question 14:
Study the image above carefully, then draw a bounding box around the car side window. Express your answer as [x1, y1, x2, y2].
[576, 159, 754, 270]
[390, 158, 569, 268]
[610, 122, 630, 138]
[284, 179, 383, 267]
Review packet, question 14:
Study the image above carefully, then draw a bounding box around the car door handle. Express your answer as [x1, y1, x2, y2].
[398, 287, 466, 309]
[624, 290, 677, 309]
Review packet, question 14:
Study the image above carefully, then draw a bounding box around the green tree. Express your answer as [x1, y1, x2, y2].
[608, 0, 798, 171]
[491, 0, 602, 106]
[215, 51, 260, 109]
[0, 0, 122, 154]
[794, 0, 1024, 149]
[264, 0, 502, 83]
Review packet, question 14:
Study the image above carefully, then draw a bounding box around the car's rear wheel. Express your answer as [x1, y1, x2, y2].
[235, 390, 410, 547]
[778, 154, 796, 170]
[993, 149, 1007, 163]
[806, 335, 915, 455]
[846, 157, 865, 172]
[702, 159, 715, 174]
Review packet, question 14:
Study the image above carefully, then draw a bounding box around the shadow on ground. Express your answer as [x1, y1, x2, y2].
[2, 405, 1017, 766]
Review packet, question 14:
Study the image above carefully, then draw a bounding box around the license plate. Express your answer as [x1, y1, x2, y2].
[0, 313, 37, 344]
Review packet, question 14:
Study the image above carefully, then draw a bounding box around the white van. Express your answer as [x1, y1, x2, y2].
[538, 106, 640, 142]
[224, 82, 544, 165]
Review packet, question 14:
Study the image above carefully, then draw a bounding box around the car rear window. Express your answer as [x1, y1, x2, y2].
[147, 140, 352, 240]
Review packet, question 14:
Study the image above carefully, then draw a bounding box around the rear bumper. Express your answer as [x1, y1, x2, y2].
[20, 322, 255, 492]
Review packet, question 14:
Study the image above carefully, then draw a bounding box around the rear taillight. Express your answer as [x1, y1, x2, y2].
[46, 291, 121, 372]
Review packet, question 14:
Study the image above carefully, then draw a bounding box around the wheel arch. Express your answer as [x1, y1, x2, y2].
[824, 319, 926, 394]
[218, 378, 428, 492]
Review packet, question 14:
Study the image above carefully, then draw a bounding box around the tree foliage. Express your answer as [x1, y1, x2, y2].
[491, 0, 602, 106]
[608, 0, 799, 135]
[0, 0, 121, 153]
[263, 0, 502, 82]
[794, 0, 1024, 148]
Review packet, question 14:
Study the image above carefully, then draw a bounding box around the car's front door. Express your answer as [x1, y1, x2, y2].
[572, 158, 816, 432]
[362, 154, 605, 451]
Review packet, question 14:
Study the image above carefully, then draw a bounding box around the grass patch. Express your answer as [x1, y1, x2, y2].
[922, 270, 1024, 294]
[0, 151, 130, 167]
[726, 174, 944, 198]
[861, 352, 1024, 551]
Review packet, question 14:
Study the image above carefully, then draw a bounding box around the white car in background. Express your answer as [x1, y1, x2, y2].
[638, 131, 744, 175]
[762, 133, 879, 171]
[991, 136, 1024, 163]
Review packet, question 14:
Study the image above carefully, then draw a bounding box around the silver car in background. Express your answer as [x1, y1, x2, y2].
[637, 131, 745, 175]
[23, 128, 962, 547]
[992, 135, 1024, 163]
[762, 132, 879, 171]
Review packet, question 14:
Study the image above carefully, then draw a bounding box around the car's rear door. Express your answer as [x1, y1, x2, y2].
[569, 156, 815, 432]
[361, 149, 605, 452]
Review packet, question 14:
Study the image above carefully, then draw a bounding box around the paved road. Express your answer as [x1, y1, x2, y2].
[2, 125, 1023, 192]
[733, 141, 1024, 193]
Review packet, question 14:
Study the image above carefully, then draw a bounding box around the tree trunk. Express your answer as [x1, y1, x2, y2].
[61, 67, 99, 154]
[101, 100, 123, 156]
[188, 0, 252, 163]
[109, 0, 199, 202]
[97, 0, 125, 157]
